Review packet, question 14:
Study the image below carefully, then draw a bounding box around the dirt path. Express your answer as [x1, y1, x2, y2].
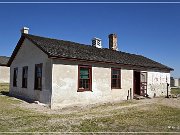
[17, 97, 180, 115]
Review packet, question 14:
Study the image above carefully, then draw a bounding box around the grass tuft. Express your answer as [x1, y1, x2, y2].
[171, 88, 180, 95]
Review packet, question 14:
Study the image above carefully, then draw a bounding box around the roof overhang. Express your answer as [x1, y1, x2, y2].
[49, 55, 173, 72]
[0, 64, 8, 67]
[8, 33, 174, 73]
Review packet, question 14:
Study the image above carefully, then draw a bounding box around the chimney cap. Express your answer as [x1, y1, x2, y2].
[108, 33, 117, 38]
[92, 37, 101, 41]
[108, 33, 118, 51]
[21, 27, 29, 34]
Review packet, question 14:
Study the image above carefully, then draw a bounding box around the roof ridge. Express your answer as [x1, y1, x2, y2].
[24, 33, 92, 47]
[26, 34, 143, 56]
[25, 33, 149, 58]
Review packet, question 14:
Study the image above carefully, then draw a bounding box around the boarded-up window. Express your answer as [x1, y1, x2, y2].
[13, 68, 18, 87]
[78, 65, 92, 91]
[22, 66, 28, 88]
[111, 68, 121, 89]
[34, 64, 43, 90]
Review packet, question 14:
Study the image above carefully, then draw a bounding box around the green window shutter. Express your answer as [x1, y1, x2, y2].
[80, 68, 89, 79]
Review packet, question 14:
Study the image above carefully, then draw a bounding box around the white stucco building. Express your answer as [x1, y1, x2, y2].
[174, 78, 180, 87]
[8, 28, 173, 109]
[0, 56, 10, 83]
[170, 77, 180, 87]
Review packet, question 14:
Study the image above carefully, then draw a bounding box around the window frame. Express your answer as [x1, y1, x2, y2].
[34, 63, 43, 90]
[13, 68, 18, 87]
[111, 68, 121, 89]
[22, 66, 28, 88]
[78, 65, 92, 92]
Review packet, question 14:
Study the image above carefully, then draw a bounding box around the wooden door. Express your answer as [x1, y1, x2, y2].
[140, 72, 147, 96]
[134, 71, 140, 95]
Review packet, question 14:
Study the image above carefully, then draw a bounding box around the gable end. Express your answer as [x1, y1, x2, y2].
[7, 34, 49, 66]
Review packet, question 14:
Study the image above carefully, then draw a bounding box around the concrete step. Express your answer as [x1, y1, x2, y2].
[134, 95, 146, 100]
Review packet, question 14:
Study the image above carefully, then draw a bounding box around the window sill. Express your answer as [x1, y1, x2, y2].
[34, 89, 42, 91]
[77, 89, 92, 92]
[111, 88, 122, 90]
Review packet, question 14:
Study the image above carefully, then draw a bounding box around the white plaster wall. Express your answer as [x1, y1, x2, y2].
[51, 60, 133, 109]
[0, 66, 10, 83]
[147, 71, 170, 97]
[9, 39, 52, 104]
[174, 79, 180, 87]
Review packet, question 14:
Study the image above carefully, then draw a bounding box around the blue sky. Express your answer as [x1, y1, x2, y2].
[0, 2, 179, 77]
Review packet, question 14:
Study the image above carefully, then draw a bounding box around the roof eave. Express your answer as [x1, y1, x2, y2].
[49, 55, 172, 72]
[0, 64, 8, 67]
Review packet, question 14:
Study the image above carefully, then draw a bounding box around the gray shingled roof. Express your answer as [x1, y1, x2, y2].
[9, 33, 173, 71]
[0, 56, 9, 66]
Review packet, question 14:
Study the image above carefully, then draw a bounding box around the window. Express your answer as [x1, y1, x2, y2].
[34, 64, 43, 90]
[22, 66, 28, 88]
[13, 68, 18, 87]
[78, 65, 92, 91]
[111, 68, 121, 89]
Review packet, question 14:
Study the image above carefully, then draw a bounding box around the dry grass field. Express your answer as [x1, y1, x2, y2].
[171, 87, 180, 95]
[0, 83, 180, 133]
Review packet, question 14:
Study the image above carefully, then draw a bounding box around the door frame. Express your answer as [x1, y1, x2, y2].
[140, 72, 147, 96]
[133, 70, 140, 95]
[133, 71, 148, 96]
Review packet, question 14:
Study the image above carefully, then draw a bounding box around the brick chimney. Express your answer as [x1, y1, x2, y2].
[21, 27, 29, 34]
[109, 33, 118, 51]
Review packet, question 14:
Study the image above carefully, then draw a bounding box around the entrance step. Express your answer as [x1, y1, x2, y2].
[134, 94, 146, 100]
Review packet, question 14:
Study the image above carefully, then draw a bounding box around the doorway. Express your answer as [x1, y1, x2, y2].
[134, 71, 147, 96]
[134, 71, 140, 95]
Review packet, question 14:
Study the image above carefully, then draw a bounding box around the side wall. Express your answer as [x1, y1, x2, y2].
[147, 71, 170, 97]
[174, 79, 180, 87]
[9, 39, 52, 104]
[51, 60, 133, 109]
[51, 59, 171, 108]
[0, 66, 10, 83]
